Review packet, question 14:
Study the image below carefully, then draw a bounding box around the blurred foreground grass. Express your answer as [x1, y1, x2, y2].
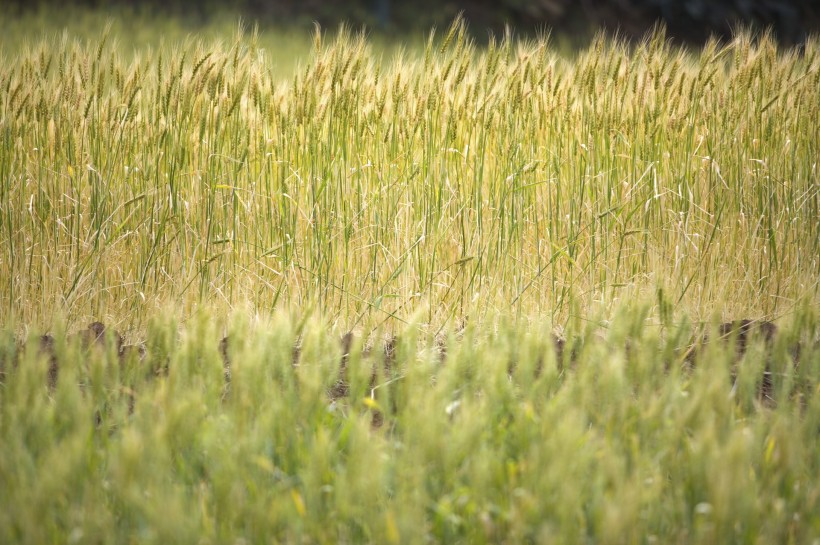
[1, 305, 818, 543]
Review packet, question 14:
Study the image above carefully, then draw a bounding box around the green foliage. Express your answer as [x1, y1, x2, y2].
[0, 308, 818, 543]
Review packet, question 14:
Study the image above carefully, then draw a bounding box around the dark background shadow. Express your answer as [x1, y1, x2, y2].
[4, 0, 818, 47]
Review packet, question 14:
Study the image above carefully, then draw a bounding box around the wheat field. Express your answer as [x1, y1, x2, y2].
[1, 16, 819, 544]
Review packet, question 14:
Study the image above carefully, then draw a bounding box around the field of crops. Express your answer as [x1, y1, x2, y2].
[1, 13, 819, 543]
